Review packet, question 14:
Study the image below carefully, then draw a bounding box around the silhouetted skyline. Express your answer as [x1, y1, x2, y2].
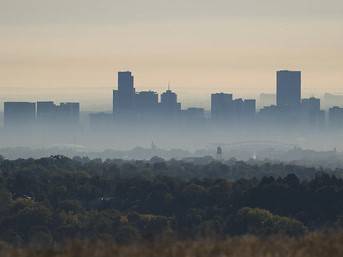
[3, 70, 343, 131]
[1, 1, 342, 110]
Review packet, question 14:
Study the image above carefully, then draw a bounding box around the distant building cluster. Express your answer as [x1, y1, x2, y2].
[4, 101, 80, 128]
[107, 70, 342, 129]
[3, 70, 343, 130]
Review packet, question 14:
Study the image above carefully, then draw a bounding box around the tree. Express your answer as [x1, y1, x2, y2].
[226, 207, 306, 236]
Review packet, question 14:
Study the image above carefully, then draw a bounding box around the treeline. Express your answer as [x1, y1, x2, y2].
[0, 156, 343, 245]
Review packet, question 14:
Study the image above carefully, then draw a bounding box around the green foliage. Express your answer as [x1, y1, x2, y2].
[0, 156, 342, 245]
[229, 207, 306, 236]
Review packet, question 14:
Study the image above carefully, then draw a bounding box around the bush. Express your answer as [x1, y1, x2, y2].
[227, 207, 306, 236]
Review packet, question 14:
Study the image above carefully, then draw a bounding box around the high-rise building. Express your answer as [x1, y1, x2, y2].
[37, 101, 57, 122]
[277, 70, 301, 109]
[211, 93, 233, 121]
[136, 91, 158, 112]
[231, 98, 256, 122]
[135, 91, 159, 121]
[113, 71, 136, 117]
[160, 89, 181, 115]
[118, 71, 134, 92]
[4, 102, 36, 128]
[36, 101, 80, 126]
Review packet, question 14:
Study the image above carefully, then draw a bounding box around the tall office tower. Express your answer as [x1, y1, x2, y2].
[37, 101, 57, 123]
[135, 91, 159, 114]
[4, 102, 36, 128]
[211, 93, 233, 121]
[277, 70, 301, 109]
[113, 71, 136, 117]
[57, 102, 80, 124]
[160, 89, 181, 114]
[328, 106, 343, 128]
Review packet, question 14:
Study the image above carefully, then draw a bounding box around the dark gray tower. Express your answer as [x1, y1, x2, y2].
[277, 70, 301, 109]
[4, 102, 36, 128]
[160, 89, 180, 114]
[37, 101, 57, 123]
[211, 93, 233, 121]
[113, 71, 136, 117]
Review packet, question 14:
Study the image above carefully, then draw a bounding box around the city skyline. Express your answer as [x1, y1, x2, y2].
[2, 70, 343, 151]
[1, 0, 342, 110]
[3, 70, 343, 131]
[1, 69, 343, 112]
[0, 66, 342, 112]
[2, 2, 343, 251]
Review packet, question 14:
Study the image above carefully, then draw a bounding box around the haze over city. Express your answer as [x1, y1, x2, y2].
[1, 0, 343, 110]
[0, 0, 343, 151]
[3, 1, 343, 256]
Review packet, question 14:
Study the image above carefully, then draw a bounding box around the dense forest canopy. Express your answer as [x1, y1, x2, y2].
[0, 155, 343, 245]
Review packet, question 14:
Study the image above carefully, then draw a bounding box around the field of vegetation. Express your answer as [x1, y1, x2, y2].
[1, 155, 343, 255]
[1, 232, 343, 257]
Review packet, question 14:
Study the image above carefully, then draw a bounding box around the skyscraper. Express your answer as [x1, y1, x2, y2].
[160, 89, 180, 115]
[231, 98, 256, 122]
[211, 93, 233, 121]
[37, 101, 57, 123]
[277, 70, 301, 109]
[135, 91, 159, 120]
[113, 71, 136, 117]
[4, 102, 36, 128]
[135, 91, 158, 112]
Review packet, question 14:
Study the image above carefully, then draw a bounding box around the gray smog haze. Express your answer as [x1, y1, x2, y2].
[0, 0, 342, 110]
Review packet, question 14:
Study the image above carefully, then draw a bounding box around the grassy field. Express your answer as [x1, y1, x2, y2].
[1, 232, 343, 257]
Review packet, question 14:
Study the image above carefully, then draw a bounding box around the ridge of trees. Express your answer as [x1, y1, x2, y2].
[0, 155, 342, 245]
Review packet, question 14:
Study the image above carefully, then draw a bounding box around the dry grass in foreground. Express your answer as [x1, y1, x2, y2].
[1, 232, 343, 257]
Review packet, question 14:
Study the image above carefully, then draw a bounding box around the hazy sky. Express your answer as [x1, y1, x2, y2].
[0, 0, 342, 110]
